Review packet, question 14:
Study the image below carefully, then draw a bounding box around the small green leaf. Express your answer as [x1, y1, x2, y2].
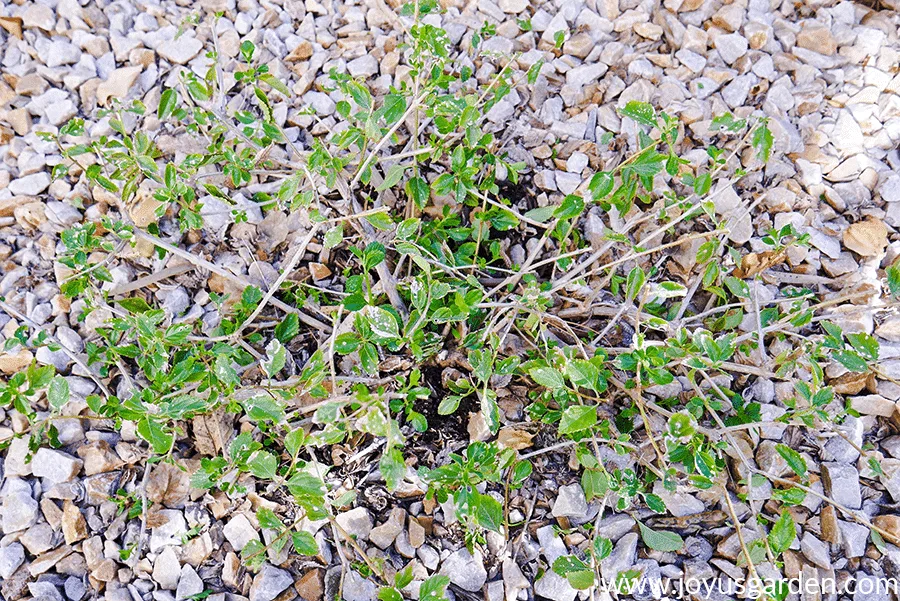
[380, 447, 406, 491]
[324, 223, 343, 249]
[529, 366, 565, 389]
[419, 575, 450, 601]
[363, 305, 400, 341]
[248, 450, 278, 479]
[559, 405, 597, 435]
[241, 396, 285, 424]
[768, 510, 796, 555]
[473, 493, 504, 533]
[619, 101, 657, 128]
[262, 339, 286, 378]
[376, 164, 406, 192]
[158, 89, 178, 120]
[292, 530, 319, 555]
[274, 314, 300, 343]
[48, 376, 69, 411]
[775, 444, 807, 478]
[637, 522, 683, 552]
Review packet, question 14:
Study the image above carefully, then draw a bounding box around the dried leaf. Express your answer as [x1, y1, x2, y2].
[192, 409, 234, 456]
[733, 249, 786, 279]
[843, 219, 888, 257]
[145, 462, 192, 508]
[498, 428, 535, 450]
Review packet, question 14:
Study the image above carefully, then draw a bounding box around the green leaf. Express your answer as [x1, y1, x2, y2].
[376, 164, 406, 192]
[262, 339, 286, 378]
[240, 539, 266, 570]
[248, 450, 278, 479]
[772, 487, 806, 506]
[363, 305, 400, 341]
[529, 366, 565, 389]
[566, 360, 599, 391]
[256, 507, 283, 529]
[551, 556, 594, 590]
[637, 522, 684, 552]
[285, 428, 306, 457]
[582, 468, 608, 501]
[382, 94, 407, 123]
[589, 171, 614, 200]
[593, 537, 613, 560]
[775, 444, 807, 478]
[118, 297, 153, 313]
[474, 493, 504, 533]
[724, 276, 750, 298]
[291, 530, 319, 555]
[768, 510, 796, 555]
[380, 447, 406, 491]
[405, 176, 429, 208]
[158, 89, 178, 120]
[274, 313, 300, 343]
[241, 396, 285, 423]
[619, 101, 657, 128]
[260, 73, 290, 97]
[365, 210, 394, 231]
[752, 120, 774, 162]
[48, 376, 69, 411]
[138, 418, 173, 455]
[626, 266, 645, 301]
[559, 405, 597, 435]
[887, 263, 900, 298]
[565, 569, 595, 590]
[419, 575, 450, 601]
[324, 223, 343, 249]
[833, 350, 868, 373]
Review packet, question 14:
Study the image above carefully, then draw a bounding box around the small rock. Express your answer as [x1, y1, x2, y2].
[0, 543, 25, 579]
[335, 507, 373, 541]
[439, 548, 488, 592]
[176, 565, 204, 601]
[601, 533, 638, 582]
[369, 507, 405, 549]
[10, 173, 51, 196]
[552, 484, 589, 518]
[821, 463, 861, 510]
[796, 24, 837, 56]
[159, 36, 203, 64]
[1, 483, 38, 533]
[347, 55, 378, 78]
[341, 570, 378, 601]
[223, 514, 259, 551]
[800, 532, 830, 569]
[715, 33, 748, 64]
[96, 66, 142, 106]
[843, 219, 888, 257]
[153, 546, 181, 590]
[61, 501, 88, 545]
[32, 448, 83, 484]
[249, 565, 293, 601]
[849, 394, 896, 417]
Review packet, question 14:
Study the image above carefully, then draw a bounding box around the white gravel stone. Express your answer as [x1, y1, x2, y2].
[0, 542, 25, 579]
[335, 507, 373, 541]
[153, 546, 181, 590]
[159, 36, 204, 64]
[32, 449, 83, 484]
[10, 173, 51, 196]
[223, 514, 259, 551]
[552, 483, 589, 518]
[439, 548, 488, 592]
[715, 33, 749, 64]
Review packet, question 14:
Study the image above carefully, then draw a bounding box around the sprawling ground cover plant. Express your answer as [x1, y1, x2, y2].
[6, 1, 895, 596]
